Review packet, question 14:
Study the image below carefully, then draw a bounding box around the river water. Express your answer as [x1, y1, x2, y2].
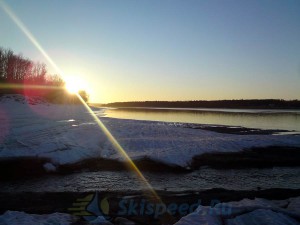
[103, 107, 300, 133]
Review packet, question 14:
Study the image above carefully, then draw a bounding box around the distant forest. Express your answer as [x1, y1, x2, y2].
[102, 99, 300, 109]
[0, 47, 88, 102]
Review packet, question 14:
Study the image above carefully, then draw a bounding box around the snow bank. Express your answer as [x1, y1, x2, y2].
[1, 198, 299, 225]
[225, 209, 299, 225]
[0, 211, 75, 225]
[175, 198, 300, 225]
[1, 94, 300, 169]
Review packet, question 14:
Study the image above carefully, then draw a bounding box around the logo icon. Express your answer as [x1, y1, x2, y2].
[68, 192, 110, 222]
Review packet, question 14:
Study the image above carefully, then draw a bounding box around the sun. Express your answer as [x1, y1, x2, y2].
[65, 79, 80, 93]
[65, 76, 88, 94]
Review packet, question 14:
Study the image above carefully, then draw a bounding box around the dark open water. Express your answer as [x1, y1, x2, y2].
[2, 167, 300, 192]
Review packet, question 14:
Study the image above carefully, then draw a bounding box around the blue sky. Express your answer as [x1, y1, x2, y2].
[0, 0, 299, 102]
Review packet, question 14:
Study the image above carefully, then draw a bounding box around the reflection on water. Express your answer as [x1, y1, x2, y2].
[2, 167, 300, 192]
[103, 108, 300, 132]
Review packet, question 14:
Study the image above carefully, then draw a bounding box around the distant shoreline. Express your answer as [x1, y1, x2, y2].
[100, 106, 300, 114]
[97, 99, 300, 110]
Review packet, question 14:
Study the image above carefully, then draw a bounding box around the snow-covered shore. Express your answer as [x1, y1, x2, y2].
[1, 94, 300, 171]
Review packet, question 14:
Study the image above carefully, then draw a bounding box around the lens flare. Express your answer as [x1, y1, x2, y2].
[0, 83, 63, 90]
[0, 0, 164, 205]
[75, 93, 161, 200]
[0, 0, 64, 76]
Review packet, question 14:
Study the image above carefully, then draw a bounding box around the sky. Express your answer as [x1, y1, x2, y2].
[0, 0, 299, 103]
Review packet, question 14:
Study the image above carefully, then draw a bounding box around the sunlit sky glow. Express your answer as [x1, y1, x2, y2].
[0, 0, 299, 103]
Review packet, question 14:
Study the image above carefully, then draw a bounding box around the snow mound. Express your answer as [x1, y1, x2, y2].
[175, 198, 300, 225]
[0, 211, 76, 225]
[288, 197, 300, 214]
[225, 209, 299, 225]
[43, 162, 57, 172]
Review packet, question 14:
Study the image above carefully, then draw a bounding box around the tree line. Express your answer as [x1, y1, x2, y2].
[0, 47, 63, 86]
[0, 47, 89, 103]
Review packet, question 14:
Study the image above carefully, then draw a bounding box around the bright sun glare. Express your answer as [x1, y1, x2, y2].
[65, 76, 87, 94]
